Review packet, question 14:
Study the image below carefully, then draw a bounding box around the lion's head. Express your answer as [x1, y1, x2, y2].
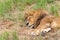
[25, 16, 35, 28]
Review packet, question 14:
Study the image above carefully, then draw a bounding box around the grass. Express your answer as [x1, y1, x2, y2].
[0, 31, 19, 40]
[50, 5, 59, 16]
[32, 0, 47, 10]
[0, 32, 9, 40]
[0, 0, 36, 20]
[17, 13, 24, 21]
[13, 0, 37, 11]
[0, 0, 15, 20]
[0, 0, 59, 20]
[47, 0, 54, 3]
[0, 0, 24, 20]
[12, 31, 19, 40]
[0, 0, 13, 13]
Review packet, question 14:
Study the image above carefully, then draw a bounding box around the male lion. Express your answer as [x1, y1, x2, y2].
[28, 16, 60, 36]
[29, 15, 55, 36]
[25, 9, 48, 28]
[24, 9, 56, 36]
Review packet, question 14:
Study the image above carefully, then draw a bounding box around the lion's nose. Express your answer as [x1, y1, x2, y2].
[26, 23, 29, 26]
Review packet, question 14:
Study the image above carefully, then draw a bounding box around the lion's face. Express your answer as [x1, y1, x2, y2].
[25, 16, 35, 28]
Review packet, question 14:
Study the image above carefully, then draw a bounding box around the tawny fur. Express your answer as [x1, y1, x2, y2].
[24, 9, 59, 36]
[30, 15, 55, 35]
[24, 10, 35, 20]
[51, 17, 60, 29]
[29, 16, 60, 36]
[25, 9, 49, 28]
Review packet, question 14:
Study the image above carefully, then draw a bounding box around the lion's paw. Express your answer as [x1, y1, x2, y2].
[41, 28, 51, 36]
[41, 28, 51, 33]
